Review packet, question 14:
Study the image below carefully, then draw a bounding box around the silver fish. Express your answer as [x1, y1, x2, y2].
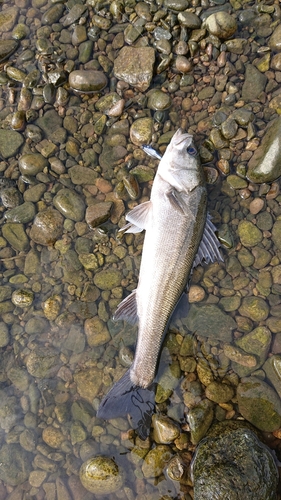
[97, 129, 223, 437]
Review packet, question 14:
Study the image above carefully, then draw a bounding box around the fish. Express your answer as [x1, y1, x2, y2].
[97, 129, 223, 438]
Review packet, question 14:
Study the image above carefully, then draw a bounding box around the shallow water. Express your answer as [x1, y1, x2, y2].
[0, 0, 281, 498]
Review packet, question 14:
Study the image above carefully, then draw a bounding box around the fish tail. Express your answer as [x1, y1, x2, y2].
[97, 369, 155, 439]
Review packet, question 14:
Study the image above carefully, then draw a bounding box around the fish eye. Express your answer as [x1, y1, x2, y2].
[187, 146, 197, 156]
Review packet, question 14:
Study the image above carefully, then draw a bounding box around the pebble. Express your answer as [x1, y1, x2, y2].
[130, 118, 154, 146]
[247, 117, 281, 183]
[30, 208, 64, 245]
[204, 12, 237, 40]
[237, 377, 281, 432]
[68, 70, 107, 93]
[0, 7, 19, 33]
[79, 456, 124, 494]
[0, 130, 24, 158]
[184, 304, 236, 343]
[2, 223, 29, 251]
[74, 367, 102, 403]
[53, 188, 85, 222]
[85, 202, 112, 228]
[114, 46, 155, 91]
[269, 23, 281, 52]
[0, 39, 18, 62]
[0, 444, 32, 486]
[11, 289, 34, 308]
[249, 198, 264, 215]
[142, 445, 173, 478]
[237, 220, 263, 247]
[19, 153, 48, 176]
[25, 347, 60, 378]
[84, 317, 111, 347]
[42, 427, 65, 449]
[242, 65, 267, 102]
[152, 415, 180, 444]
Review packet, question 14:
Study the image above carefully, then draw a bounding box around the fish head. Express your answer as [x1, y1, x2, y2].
[158, 129, 204, 192]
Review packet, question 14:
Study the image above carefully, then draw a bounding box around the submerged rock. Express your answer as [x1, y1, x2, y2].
[192, 421, 278, 500]
[79, 456, 124, 494]
[114, 46, 155, 91]
[247, 117, 281, 183]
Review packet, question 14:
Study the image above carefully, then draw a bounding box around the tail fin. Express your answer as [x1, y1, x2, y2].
[97, 369, 155, 440]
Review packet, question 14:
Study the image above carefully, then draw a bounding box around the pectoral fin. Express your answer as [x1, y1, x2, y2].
[193, 213, 223, 267]
[120, 201, 152, 233]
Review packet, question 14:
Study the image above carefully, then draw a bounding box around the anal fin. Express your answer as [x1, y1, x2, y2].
[113, 289, 138, 325]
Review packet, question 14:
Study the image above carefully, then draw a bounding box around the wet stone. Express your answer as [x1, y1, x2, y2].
[68, 70, 107, 93]
[239, 296, 269, 322]
[187, 399, 214, 444]
[42, 3, 64, 25]
[233, 326, 271, 377]
[4, 202, 35, 224]
[242, 65, 267, 102]
[69, 165, 98, 185]
[206, 381, 234, 403]
[147, 90, 171, 111]
[192, 421, 278, 500]
[237, 376, 281, 432]
[247, 117, 281, 184]
[0, 7, 18, 33]
[94, 269, 122, 290]
[178, 12, 201, 28]
[30, 208, 64, 245]
[74, 367, 102, 403]
[272, 221, 281, 251]
[0, 185, 22, 209]
[0, 130, 24, 158]
[80, 456, 124, 494]
[25, 347, 60, 378]
[42, 426, 65, 449]
[152, 415, 180, 444]
[11, 289, 34, 308]
[2, 223, 29, 252]
[35, 109, 63, 140]
[19, 153, 47, 176]
[142, 445, 173, 478]
[269, 24, 281, 52]
[0, 322, 9, 347]
[237, 220, 262, 247]
[184, 303, 236, 343]
[0, 39, 18, 62]
[53, 188, 85, 222]
[85, 202, 112, 229]
[130, 118, 154, 146]
[0, 444, 32, 486]
[204, 12, 237, 39]
[24, 184, 46, 203]
[63, 3, 88, 26]
[114, 46, 155, 92]
[84, 317, 111, 347]
[164, 0, 189, 10]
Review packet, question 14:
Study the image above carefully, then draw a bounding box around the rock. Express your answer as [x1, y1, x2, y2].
[25, 347, 60, 378]
[4, 202, 36, 223]
[187, 399, 214, 444]
[142, 445, 173, 478]
[263, 355, 281, 399]
[11, 289, 34, 308]
[247, 118, 281, 183]
[42, 426, 65, 449]
[192, 421, 278, 500]
[184, 303, 236, 342]
[152, 415, 180, 444]
[0, 39, 18, 63]
[272, 220, 281, 251]
[237, 376, 281, 432]
[69, 165, 98, 185]
[147, 89, 171, 111]
[204, 12, 237, 39]
[84, 317, 111, 346]
[74, 367, 103, 403]
[242, 65, 267, 102]
[30, 208, 64, 245]
[269, 23, 281, 52]
[7, 366, 29, 392]
[42, 295, 62, 321]
[0, 444, 32, 486]
[239, 296, 269, 322]
[231, 326, 271, 377]
[0, 130, 24, 158]
[53, 188, 85, 222]
[68, 70, 107, 93]
[0, 322, 9, 347]
[0, 7, 18, 33]
[85, 202, 112, 228]
[35, 109, 63, 140]
[41, 3, 64, 24]
[63, 3, 88, 27]
[237, 220, 263, 247]
[0, 185, 22, 208]
[79, 456, 124, 494]
[114, 46, 155, 92]
[78, 253, 99, 271]
[205, 381, 234, 403]
[2, 223, 29, 251]
[19, 153, 48, 176]
[178, 11, 201, 28]
[93, 269, 122, 290]
[130, 118, 154, 146]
